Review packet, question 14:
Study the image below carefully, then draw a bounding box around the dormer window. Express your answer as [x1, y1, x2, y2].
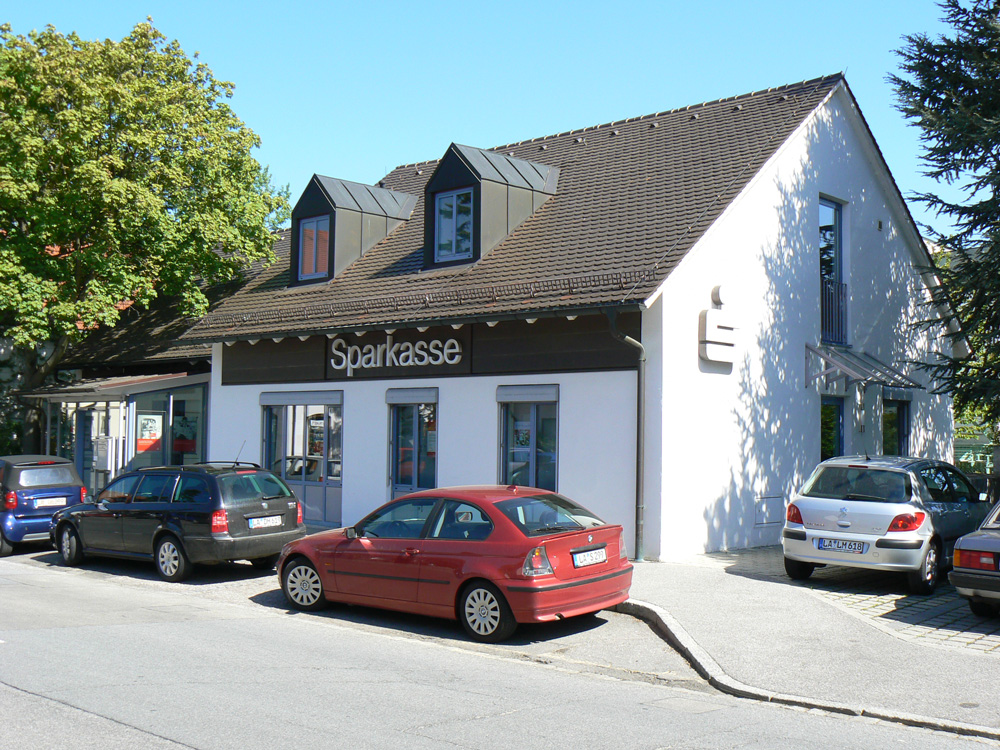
[434, 188, 473, 263]
[299, 216, 330, 280]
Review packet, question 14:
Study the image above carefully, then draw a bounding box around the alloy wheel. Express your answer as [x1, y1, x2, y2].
[158, 540, 180, 578]
[464, 587, 501, 636]
[286, 563, 322, 607]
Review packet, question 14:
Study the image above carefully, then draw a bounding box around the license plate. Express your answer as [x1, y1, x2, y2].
[248, 515, 282, 529]
[818, 538, 864, 554]
[572, 548, 607, 568]
[34, 497, 67, 508]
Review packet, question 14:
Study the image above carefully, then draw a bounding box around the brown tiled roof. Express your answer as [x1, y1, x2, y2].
[182, 74, 844, 343]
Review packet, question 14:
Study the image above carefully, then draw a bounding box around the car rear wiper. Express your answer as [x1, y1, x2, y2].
[536, 524, 582, 533]
[843, 493, 885, 502]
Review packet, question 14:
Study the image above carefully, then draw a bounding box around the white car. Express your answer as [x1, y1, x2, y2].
[782, 456, 992, 594]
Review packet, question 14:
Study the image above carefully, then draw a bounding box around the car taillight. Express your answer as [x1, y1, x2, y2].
[887, 512, 925, 532]
[786, 503, 803, 524]
[296, 502, 303, 525]
[955, 549, 998, 571]
[619, 530, 628, 560]
[80, 487, 87, 504]
[4, 491, 16, 510]
[522, 546, 553, 577]
[211, 509, 229, 534]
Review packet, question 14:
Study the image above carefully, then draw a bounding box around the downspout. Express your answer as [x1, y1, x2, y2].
[607, 309, 646, 561]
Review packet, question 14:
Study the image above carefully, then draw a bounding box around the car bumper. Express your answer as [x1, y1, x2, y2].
[781, 526, 927, 572]
[949, 570, 1000, 602]
[500, 565, 633, 623]
[184, 527, 307, 563]
[4, 514, 57, 544]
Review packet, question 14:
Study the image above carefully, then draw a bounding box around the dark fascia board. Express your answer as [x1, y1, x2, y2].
[192, 303, 643, 345]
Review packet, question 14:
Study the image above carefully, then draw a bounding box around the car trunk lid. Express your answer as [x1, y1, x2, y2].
[542, 525, 626, 581]
[218, 471, 299, 538]
[796, 496, 914, 536]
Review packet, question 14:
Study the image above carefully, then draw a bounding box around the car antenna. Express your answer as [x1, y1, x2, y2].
[231, 440, 246, 469]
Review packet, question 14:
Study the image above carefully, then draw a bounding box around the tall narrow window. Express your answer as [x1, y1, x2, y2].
[821, 396, 844, 461]
[434, 188, 473, 262]
[883, 400, 910, 456]
[390, 403, 437, 498]
[501, 402, 558, 491]
[819, 198, 846, 345]
[299, 216, 330, 280]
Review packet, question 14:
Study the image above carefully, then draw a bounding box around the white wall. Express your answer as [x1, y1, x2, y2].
[208, 353, 638, 545]
[645, 84, 954, 558]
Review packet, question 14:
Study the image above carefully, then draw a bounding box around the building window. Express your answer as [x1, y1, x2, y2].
[390, 403, 437, 497]
[883, 400, 910, 456]
[820, 198, 847, 345]
[132, 385, 207, 469]
[434, 188, 473, 263]
[299, 216, 330, 280]
[501, 402, 558, 491]
[263, 403, 343, 485]
[821, 396, 844, 461]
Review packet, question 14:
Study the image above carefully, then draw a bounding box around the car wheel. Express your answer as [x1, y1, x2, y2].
[0, 532, 12, 558]
[250, 554, 280, 570]
[969, 599, 997, 618]
[783, 556, 815, 581]
[155, 535, 192, 582]
[907, 542, 940, 595]
[281, 558, 325, 611]
[459, 581, 517, 643]
[58, 525, 83, 566]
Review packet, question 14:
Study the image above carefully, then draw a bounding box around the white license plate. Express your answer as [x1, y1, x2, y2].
[248, 515, 282, 529]
[34, 497, 67, 508]
[572, 548, 607, 568]
[818, 538, 864, 554]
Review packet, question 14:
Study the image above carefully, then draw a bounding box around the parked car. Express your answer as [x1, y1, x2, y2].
[50, 462, 307, 581]
[782, 456, 992, 594]
[278, 485, 633, 642]
[948, 503, 1000, 616]
[1, 455, 86, 556]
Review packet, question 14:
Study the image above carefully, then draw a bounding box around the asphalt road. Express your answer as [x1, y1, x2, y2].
[0, 547, 993, 749]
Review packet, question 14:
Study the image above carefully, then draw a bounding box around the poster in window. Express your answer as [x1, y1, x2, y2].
[173, 415, 198, 453]
[513, 421, 532, 448]
[137, 413, 163, 453]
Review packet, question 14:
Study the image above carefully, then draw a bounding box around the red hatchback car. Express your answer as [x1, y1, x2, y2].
[277, 485, 633, 642]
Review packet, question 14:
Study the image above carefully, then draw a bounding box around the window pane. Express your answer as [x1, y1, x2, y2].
[315, 218, 329, 275]
[535, 403, 557, 491]
[883, 403, 900, 456]
[360, 498, 438, 538]
[431, 501, 493, 540]
[284, 406, 306, 480]
[133, 474, 176, 503]
[819, 200, 840, 282]
[175, 476, 211, 504]
[820, 398, 842, 461]
[436, 194, 455, 258]
[170, 387, 205, 465]
[301, 224, 316, 276]
[455, 190, 472, 257]
[417, 404, 436, 489]
[327, 405, 342, 482]
[98, 475, 140, 503]
[394, 405, 415, 486]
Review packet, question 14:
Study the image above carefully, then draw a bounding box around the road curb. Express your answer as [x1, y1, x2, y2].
[615, 598, 1000, 742]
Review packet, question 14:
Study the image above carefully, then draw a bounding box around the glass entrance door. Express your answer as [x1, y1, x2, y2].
[391, 404, 436, 498]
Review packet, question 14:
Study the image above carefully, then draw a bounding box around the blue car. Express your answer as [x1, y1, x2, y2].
[1, 455, 86, 556]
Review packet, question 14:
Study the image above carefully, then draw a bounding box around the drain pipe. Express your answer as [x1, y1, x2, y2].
[607, 309, 646, 561]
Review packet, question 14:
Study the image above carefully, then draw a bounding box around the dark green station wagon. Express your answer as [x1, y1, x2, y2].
[50, 463, 306, 581]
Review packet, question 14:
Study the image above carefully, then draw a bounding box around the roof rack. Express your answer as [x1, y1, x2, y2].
[136, 462, 262, 472]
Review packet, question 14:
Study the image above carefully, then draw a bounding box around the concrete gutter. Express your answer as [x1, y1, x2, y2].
[617, 598, 1000, 742]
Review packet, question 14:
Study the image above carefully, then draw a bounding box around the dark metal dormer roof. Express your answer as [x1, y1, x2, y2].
[312, 176, 417, 220]
[450, 144, 559, 194]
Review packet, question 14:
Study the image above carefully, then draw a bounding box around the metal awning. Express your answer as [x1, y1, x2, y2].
[20, 373, 208, 403]
[806, 344, 923, 390]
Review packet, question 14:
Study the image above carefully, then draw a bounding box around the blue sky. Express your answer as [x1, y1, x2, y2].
[4, 1, 954, 232]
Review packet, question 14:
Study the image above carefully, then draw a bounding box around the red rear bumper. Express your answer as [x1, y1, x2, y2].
[500, 565, 633, 623]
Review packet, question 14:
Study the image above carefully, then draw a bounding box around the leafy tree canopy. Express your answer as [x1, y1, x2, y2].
[891, 0, 1000, 421]
[0, 20, 289, 371]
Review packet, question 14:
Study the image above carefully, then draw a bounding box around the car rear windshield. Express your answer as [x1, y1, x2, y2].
[496, 493, 606, 537]
[801, 466, 911, 503]
[14, 465, 80, 488]
[218, 471, 293, 503]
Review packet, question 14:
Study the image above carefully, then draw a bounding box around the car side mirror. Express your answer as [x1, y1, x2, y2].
[85, 495, 97, 504]
[345, 526, 357, 539]
[980, 492, 989, 503]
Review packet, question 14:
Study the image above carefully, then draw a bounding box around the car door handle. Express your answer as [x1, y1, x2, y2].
[403, 548, 420, 556]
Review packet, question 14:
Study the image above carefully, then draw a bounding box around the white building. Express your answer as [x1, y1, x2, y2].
[34, 74, 960, 560]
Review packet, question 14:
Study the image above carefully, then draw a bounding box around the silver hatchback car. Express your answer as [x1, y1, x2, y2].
[782, 456, 992, 594]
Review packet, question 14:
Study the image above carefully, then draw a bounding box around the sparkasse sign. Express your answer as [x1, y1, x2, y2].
[324, 327, 473, 380]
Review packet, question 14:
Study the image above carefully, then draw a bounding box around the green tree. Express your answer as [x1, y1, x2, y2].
[891, 0, 1000, 422]
[0, 21, 289, 449]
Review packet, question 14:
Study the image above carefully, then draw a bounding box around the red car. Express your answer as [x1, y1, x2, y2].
[277, 485, 633, 642]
